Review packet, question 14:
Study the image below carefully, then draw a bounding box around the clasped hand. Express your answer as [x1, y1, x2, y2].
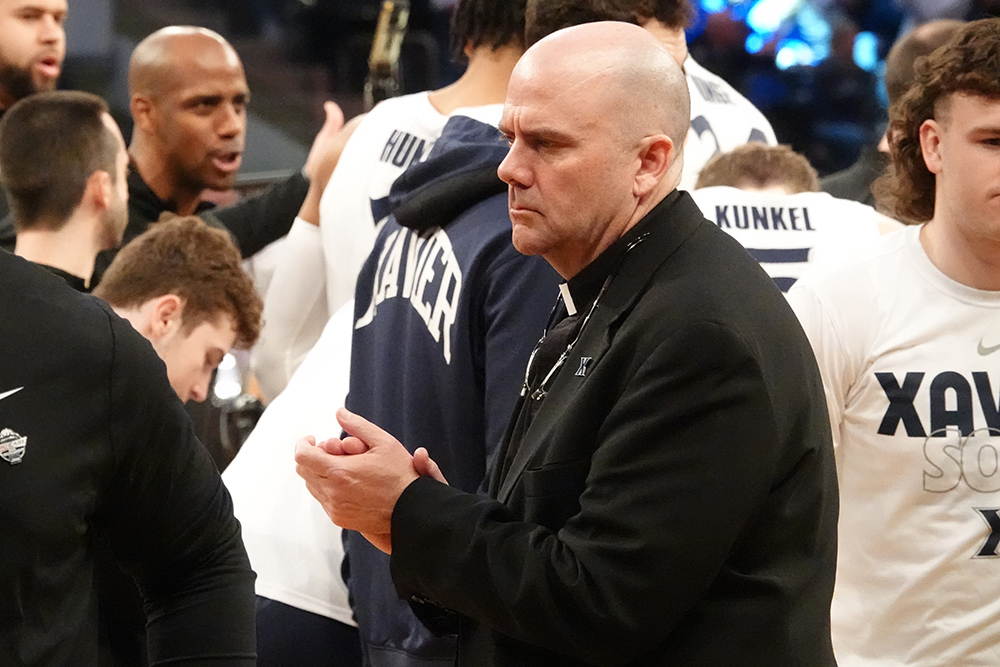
[294, 407, 446, 554]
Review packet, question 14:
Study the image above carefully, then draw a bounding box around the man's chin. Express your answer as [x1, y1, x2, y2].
[32, 76, 59, 93]
[511, 228, 545, 258]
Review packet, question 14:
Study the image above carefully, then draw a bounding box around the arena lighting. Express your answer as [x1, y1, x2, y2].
[775, 38, 815, 69]
[747, 0, 801, 34]
[746, 32, 765, 54]
[214, 353, 243, 401]
[854, 31, 879, 72]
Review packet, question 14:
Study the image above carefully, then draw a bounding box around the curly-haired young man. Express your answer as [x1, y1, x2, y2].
[94, 214, 262, 404]
[789, 18, 1000, 665]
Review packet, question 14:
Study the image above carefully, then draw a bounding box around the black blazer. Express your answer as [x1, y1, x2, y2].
[390, 192, 839, 666]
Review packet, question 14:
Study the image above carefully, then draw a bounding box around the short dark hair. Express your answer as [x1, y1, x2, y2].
[93, 215, 262, 349]
[696, 144, 819, 193]
[875, 18, 1000, 223]
[0, 91, 119, 231]
[526, 0, 693, 46]
[884, 19, 964, 106]
[450, 0, 527, 63]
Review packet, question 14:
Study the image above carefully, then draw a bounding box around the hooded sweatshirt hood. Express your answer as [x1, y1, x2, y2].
[388, 114, 510, 233]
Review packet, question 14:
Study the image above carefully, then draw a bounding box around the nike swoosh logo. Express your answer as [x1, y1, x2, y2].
[978, 341, 1000, 356]
[0, 387, 24, 401]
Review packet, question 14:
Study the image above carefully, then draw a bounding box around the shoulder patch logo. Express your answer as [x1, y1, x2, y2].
[0, 428, 26, 464]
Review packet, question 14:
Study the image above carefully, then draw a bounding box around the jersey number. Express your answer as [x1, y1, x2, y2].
[691, 115, 768, 159]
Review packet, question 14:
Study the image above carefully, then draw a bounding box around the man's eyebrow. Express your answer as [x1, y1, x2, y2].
[500, 122, 574, 144]
[968, 124, 1000, 135]
[524, 125, 574, 143]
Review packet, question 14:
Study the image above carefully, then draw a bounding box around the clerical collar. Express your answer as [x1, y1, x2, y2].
[561, 189, 681, 315]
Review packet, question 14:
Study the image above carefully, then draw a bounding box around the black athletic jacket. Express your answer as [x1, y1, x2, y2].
[0, 250, 256, 665]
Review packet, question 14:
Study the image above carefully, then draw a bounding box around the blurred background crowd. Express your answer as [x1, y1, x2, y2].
[75, 0, 1000, 185]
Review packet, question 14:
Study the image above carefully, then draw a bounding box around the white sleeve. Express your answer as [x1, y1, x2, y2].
[787, 283, 852, 450]
[251, 217, 330, 402]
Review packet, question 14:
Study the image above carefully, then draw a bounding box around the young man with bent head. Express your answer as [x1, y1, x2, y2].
[89, 215, 261, 665]
[94, 215, 262, 404]
[0, 90, 128, 291]
[789, 18, 1000, 664]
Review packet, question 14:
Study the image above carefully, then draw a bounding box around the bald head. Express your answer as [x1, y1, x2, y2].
[127, 26, 250, 212]
[498, 22, 689, 278]
[519, 21, 689, 153]
[129, 26, 243, 99]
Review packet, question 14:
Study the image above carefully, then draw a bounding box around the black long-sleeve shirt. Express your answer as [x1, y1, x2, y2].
[0, 250, 256, 666]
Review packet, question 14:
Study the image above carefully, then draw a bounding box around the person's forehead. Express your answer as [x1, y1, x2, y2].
[180, 313, 237, 350]
[937, 91, 1000, 127]
[0, 0, 67, 13]
[501, 62, 608, 134]
[159, 41, 248, 97]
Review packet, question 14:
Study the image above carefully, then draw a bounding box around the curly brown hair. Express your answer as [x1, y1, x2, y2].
[695, 143, 819, 193]
[93, 215, 262, 348]
[874, 18, 1000, 223]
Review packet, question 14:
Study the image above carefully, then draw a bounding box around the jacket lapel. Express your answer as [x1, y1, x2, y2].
[495, 193, 706, 503]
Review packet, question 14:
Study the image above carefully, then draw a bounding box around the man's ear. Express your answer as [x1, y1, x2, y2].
[85, 170, 113, 212]
[131, 94, 155, 133]
[919, 118, 944, 175]
[145, 294, 184, 342]
[633, 135, 675, 198]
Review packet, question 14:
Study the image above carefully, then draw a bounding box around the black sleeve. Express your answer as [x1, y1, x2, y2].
[390, 323, 782, 664]
[207, 171, 310, 257]
[97, 309, 256, 665]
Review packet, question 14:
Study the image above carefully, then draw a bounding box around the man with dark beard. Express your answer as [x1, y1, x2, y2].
[0, 90, 127, 291]
[0, 0, 64, 109]
[0, 0, 66, 229]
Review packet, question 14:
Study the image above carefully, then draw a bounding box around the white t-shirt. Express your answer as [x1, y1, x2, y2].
[223, 301, 356, 624]
[252, 92, 449, 401]
[690, 187, 883, 291]
[681, 57, 778, 191]
[788, 225, 1000, 666]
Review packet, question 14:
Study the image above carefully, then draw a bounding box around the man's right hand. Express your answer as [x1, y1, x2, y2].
[413, 447, 448, 485]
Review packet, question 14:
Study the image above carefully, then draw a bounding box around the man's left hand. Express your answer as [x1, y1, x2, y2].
[294, 408, 418, 553]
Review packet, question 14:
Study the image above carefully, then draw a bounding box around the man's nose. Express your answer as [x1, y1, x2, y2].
[217, 103, 245, 139]
[188, 376, 211, 403]
[39, 15, 63, 44]
[498, 142, 529, 189]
